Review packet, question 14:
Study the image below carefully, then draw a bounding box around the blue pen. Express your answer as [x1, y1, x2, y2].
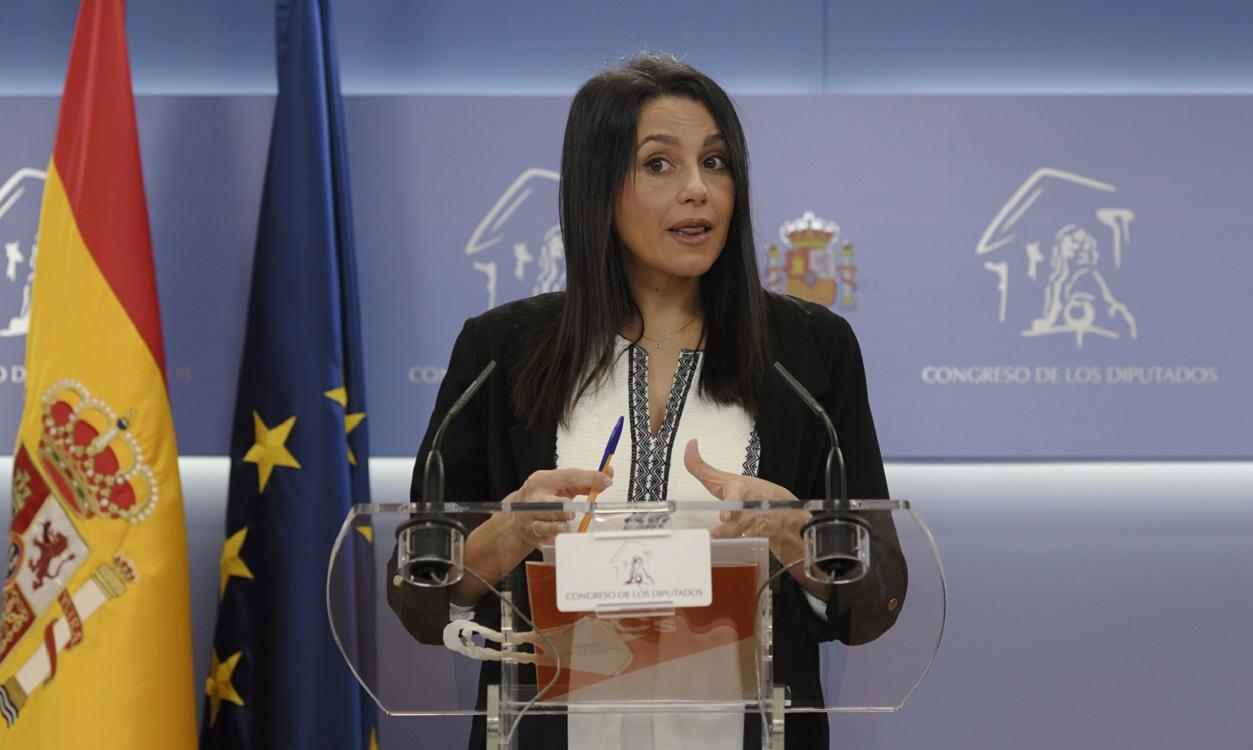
[577, 415, 624, 532]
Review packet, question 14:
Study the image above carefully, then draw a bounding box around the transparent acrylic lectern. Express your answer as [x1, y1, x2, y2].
[327, 500, 945, 749]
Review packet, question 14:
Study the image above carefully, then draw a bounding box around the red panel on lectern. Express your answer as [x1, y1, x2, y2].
[525, 562, 758, 701]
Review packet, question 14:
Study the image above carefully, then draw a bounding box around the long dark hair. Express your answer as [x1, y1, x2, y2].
[515, 55, 772, 426]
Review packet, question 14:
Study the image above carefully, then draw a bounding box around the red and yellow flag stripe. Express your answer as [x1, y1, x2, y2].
[0, 1, 195, 747]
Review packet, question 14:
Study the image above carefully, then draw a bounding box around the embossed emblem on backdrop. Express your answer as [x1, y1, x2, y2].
[409, 167, 568, 388]
[763, 211, 858, 309]
[977, 168, 1136, 349]
[0, 168, 44, 391]
[920, 167, 1218, 388]
[464, 168, 566, 310]
[0, 169, 41, 339]
[409, 168, 567, 387]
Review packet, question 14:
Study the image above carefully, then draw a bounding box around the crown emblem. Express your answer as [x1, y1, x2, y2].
[781, 210, 840, 250]
[37, 380, 157, 524]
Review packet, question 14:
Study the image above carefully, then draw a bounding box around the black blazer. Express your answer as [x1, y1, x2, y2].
[389, 292, 907, 749]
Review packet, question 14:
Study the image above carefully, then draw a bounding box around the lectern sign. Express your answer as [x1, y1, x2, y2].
[554, 529, 712, 613]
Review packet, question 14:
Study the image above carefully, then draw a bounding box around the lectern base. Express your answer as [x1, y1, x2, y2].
[482, 685, 790, 750]
[770, 686, 787, 750]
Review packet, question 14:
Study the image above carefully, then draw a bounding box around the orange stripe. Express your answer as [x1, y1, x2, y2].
[41, 623, 57, 685]
[51, 0, 166, 376]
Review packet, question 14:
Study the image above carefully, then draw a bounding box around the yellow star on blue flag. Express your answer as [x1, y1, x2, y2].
[325, 386, 366, 465]
[202, 1, 375, 747]
[243, 412, 301, 491]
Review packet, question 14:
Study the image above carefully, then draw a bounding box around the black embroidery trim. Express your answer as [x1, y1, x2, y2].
[658, 350, 699, 495]
[624, 346, 700, 504]
[742, 427, 761, 477]
[626, 346, 646, 503]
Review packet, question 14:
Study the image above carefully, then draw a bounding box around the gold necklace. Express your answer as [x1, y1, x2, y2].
[639, 316, 701, 351]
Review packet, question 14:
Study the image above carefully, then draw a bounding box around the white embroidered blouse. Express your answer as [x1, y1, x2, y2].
[557, 338, 758, 527]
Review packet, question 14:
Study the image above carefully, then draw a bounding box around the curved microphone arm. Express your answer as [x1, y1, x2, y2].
[422, 360, 497, 508]
[398, 360, 497, 588]
[772, 362, 847, 511]
[772, 361, 868, 584]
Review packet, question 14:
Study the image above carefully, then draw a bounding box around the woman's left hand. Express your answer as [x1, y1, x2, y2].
[683, 439, 811, 568]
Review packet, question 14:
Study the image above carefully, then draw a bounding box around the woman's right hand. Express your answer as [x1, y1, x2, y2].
[451, 467, 612, 607]
[494, 467, 613, 556]
[451, 470, 611, 611]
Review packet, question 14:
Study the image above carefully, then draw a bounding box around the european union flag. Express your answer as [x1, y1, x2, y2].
[201, 0, 375, 747]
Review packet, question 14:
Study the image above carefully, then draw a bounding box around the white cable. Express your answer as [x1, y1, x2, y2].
[462, 567, 563, 748]
[443, 620, 543, 663]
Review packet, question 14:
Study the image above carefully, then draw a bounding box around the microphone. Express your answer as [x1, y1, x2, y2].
[396, 360, 497, 588]
[773, 362, 870, 584]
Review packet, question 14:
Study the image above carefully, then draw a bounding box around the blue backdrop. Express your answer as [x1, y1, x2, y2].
[0, 94, 1249, 459]
[2, 5, 1252, 749]
[4, 1, 1252, 95]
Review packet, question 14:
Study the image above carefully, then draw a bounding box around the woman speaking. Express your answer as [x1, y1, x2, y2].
[390, 55, 905, 749]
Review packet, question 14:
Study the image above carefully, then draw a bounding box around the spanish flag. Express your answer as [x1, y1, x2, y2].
[0, 1, 197, 747]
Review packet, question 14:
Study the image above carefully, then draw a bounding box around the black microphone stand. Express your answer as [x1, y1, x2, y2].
[396, 360, 497, 588]
[773, 362, 870, 584]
